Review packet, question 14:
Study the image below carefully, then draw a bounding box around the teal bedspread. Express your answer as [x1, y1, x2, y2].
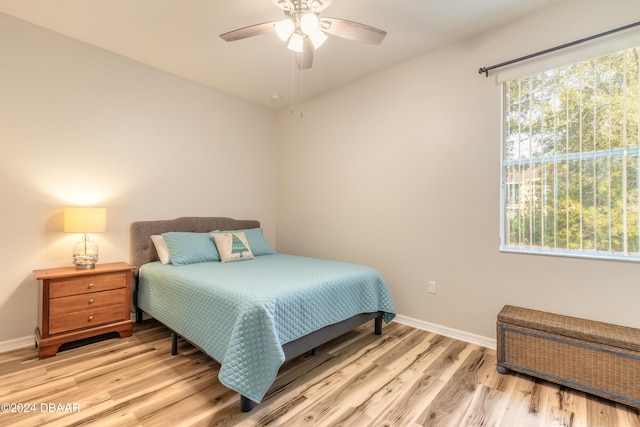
[137, 254, 395, 403]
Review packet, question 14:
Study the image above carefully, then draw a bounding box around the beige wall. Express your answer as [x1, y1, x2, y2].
[276, 0, 640, 340]
[0, 13, 277, 343]
[3, 0, 640, 348]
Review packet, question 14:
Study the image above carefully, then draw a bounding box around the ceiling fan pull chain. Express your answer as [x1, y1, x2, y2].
[291, 52, 296, 115]
[299, 63, 304, 118]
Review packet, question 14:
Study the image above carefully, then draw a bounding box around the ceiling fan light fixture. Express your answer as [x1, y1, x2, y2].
[300, 13, 319, 35]
[300, 12, 326, 48]
[275, 18, 295, 41]
[220, 0, 387, 70]
[309, 28, 327, 49]
[288, 32, 304, 53]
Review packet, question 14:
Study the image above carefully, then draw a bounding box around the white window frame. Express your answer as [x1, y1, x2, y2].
[498, 35, 640, 262]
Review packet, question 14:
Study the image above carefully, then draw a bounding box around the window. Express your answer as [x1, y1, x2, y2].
[501, 46, 640, 261]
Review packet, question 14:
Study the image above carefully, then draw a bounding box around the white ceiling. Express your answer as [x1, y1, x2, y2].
[0, 0, 560, 108]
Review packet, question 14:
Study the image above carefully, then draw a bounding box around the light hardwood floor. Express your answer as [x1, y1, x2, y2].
[1, 320, 638, 427]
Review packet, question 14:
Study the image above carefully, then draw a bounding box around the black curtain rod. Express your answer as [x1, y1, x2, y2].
[478, 21, 640, 77]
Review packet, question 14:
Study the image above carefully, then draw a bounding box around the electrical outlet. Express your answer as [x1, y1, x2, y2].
[428, 280, 437, 294]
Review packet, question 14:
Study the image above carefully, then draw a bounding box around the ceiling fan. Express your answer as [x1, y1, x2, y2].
[220, 0, 387, 70]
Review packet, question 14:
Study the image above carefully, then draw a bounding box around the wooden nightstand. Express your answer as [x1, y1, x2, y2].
[34, 262, 135, 359]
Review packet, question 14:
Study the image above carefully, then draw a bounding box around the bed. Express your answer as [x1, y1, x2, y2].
[130, 217, 396, 412]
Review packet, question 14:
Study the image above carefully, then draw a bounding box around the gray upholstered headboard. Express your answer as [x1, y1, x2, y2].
[130, 216, 260, 276]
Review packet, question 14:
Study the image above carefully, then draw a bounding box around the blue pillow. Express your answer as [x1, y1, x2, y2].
[214, 228, 276, 256]
[162, 231, 220, 265]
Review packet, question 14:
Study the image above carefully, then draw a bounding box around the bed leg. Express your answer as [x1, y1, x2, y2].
[171, 332, 178, 355]
[240, 395, 257, 412]
[310, 348, 316, 356]
[375, 315, 382, 335]
[133, 288, 143, 324]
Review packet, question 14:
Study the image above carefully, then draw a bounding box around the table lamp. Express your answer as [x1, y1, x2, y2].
[64, 207, 106, 269]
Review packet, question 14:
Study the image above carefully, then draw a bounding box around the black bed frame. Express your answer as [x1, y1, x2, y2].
[167, 312, 382, 412]
[130, 217, 384, 412]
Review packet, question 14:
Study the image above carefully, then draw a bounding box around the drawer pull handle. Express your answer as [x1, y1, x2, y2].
[88, 283, 94, 288]
[89, 298, 94, 304]
[88, 315, 94, 321]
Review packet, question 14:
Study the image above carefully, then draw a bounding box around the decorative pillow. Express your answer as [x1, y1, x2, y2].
[215, 228, 276, 256]
[161, 231, 220, 265]
[211, 232, 254, 263]
[150, 235, 171, 264]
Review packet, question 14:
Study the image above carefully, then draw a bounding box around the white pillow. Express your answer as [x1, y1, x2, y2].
[150, 235, 171, 264]
[211, 232, 254, 263]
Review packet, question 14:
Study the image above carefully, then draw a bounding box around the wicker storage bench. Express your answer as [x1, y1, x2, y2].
[496, 305, 640, 409]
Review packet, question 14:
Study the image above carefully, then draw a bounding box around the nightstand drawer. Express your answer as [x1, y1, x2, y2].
[49, 288, 127, 316]
[49, 305, 127, 335]
[50, 273, 127, 298]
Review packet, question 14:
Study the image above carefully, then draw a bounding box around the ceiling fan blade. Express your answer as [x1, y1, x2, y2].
[319, 17, 387, 44]
[220, 21, 277, 42]
[296, 38, 314, 70]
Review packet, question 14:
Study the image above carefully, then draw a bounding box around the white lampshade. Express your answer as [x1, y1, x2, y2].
[288, 32, 305, 53]
[308, 29, 327, 49]
[300, 13, 319, 36]
[275, 18, 295, 41]
[64, 207, 106, 233]
[299, 13, 327, 49]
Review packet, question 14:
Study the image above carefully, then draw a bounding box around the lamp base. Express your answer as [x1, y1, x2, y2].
[72, 236, 99, 269]
[75, 263, 96, 270]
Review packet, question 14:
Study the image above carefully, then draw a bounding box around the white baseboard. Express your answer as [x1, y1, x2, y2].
[393, 314, 496, 350]
[0, 335, 35, 354]
[1, 314, 496, 354]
